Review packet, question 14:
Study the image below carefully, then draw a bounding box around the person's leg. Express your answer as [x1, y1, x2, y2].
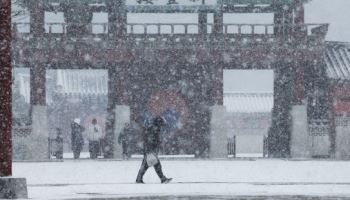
[154, 158, 166, 180]
[89, 142, 93, 159]
[73, 150, 78, 159]
[122, 142, 127, 159]
[92, 141, 98, 159]
[94, 141, 99, 158]
[136, 157, 149, 182]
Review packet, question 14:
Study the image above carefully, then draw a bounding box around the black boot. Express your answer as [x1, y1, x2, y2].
[161, 177, 172, 184]
[136, 158, 148, 184]
[136, 179, 144, 184]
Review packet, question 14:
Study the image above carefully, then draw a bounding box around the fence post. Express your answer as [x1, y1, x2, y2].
[48, 138, 51, 159]
[233, 135, 236, 158]
[263, 136, 266, 158]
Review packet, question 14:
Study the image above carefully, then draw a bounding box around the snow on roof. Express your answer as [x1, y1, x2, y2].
[15, 69, 273, 113]
[224, 91, 273, 113]
[325, 42, 350, 80]
[56, 69, 108, 96]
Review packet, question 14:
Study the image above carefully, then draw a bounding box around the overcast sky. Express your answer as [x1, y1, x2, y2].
[306, 0, 350, 42]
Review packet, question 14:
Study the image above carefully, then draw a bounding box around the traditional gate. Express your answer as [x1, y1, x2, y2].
[12, 0, 330, 159]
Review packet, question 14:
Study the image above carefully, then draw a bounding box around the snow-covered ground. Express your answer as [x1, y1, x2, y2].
[12, 159, 350, 199]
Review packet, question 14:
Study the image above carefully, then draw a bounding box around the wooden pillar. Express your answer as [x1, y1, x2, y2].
[268, 61, 293, 158]
[274, 3, 283, 36]
[105, 65, 118, 158]
[198, 11, 207, 35]
[293, 0, 306, 40]
[292, 1, 306, 104]
[213, 64, 224, 105]
[105, 62, 130, 158]
[327, 81, 336, 157]
[114, 63, 129, 105]
[294, 0, 304, 28]
[213, 0, 223, 34]
[274, 3, 293, 38]
[30, 65, 46, 106]
[29, 0, 46, 106]
[212, 1, 223, 105]
[293, 58, 306, 105]
[0, 0, 12, 177]
[107, 0, 127, 38]
[30, 0, 44, 36]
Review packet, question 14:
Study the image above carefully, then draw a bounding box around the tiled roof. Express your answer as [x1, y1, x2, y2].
[325, 42, 350, 80]
[223, 92, 273, 113]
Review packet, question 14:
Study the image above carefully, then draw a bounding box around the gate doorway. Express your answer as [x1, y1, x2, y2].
[223, 70, 274, 158]
[46, 69, 108, 159]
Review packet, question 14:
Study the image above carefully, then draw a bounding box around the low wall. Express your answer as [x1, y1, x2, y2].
[335, 118, 350, 159]
[290, 105, 331, 158]
[209, 105, 228, 158]
[13, 106, 49, 161]
[113, 105, 130, 159]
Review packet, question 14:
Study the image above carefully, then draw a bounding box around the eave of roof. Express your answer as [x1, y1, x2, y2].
[325, 42, 350, 81]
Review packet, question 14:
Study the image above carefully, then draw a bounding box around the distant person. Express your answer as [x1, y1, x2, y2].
[167, 0, 178, 4]
[136, 116, 172, 184]
[71, 118, 85, 159]
[54, 128, 64, 159]
[86, 118, 103, 159]
[136, 0, 153, 4]
[118, 123, 132, 160]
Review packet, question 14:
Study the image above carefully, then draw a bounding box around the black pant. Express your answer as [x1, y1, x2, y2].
[122, 142, 129, 158]
[136, 155, 165, 182]
[73, 150, 81, 159]
[89, 141, 100, 159]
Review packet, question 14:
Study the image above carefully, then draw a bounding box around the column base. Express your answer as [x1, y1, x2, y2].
[0, 177, 28, 199]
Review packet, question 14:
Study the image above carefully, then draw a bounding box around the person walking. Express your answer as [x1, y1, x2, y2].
[86, 118, 103, 159]
[71, 118, 85, 159]
[136, 116, 172, 184]
[118, 123, 132, 160]
[54, 128, 64, 159]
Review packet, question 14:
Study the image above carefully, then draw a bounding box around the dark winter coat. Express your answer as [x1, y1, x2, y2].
[71, 122, 85, 152]
[118, 126, 132, 145]
[143, 125, 161, 154]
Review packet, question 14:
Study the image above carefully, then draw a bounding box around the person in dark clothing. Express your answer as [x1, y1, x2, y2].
[71, 118, 85, 159]
[118, 123, 132, 160]
[54, 128, 64, 159]
[136, 116, 172, 184]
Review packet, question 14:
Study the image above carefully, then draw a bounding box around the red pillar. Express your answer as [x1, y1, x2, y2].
[294, 0, 305, 26]
[30, 65, 46, 105]
[105, 66, 118, 158]
[294, 0, 306, 39]
[30, 1, 45, 37]
[293, 0, 306, 104]
[213, 12, 223, 34]
[198, 11, 207, 35]
[0, 0, 12, 177]
[30, 0, 45, 106]
[293, 59, 306, 105]
[213, 65, 224, 105]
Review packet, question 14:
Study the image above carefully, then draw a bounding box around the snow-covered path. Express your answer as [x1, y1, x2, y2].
[13, 159, 350, 199]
